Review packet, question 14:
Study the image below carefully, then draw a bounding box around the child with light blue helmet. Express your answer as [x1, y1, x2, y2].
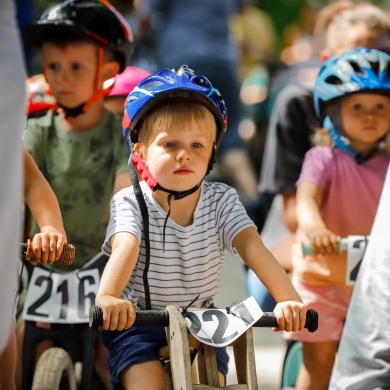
[95, 65, 308, 388]
[314, 47, 390, 163]
[287, 47, 390, 389]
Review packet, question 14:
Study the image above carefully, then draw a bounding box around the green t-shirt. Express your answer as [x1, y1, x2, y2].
[24, 110, 129, 271]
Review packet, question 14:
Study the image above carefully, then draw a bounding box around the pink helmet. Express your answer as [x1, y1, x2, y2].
[106, 66, 151, 98]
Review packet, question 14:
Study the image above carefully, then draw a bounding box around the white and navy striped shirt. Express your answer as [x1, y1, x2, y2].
[103, 180, 255, 310]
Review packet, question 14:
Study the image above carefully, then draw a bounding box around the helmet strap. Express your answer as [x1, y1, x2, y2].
[128, 155, 152, 310]
[128, 151, 202, 308]
[131, 152, 202, 200]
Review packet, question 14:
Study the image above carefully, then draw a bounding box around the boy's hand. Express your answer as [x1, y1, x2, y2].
[29, 231, 67, 265]
[95, 296, 136, 331]
[273, 301, 307, 332]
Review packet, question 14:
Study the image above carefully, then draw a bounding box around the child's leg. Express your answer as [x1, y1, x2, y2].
[95, 336, 112, 389]
[0, 325, 17, 390]
[121, 360, 167, 390]
[295, 340, 338, 390]
[283, 276, 352, 390]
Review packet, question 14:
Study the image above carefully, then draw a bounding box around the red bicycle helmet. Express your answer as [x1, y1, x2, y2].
[26, 74, 56, 117]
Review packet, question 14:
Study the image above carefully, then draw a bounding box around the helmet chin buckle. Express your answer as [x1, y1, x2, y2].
[132, 152, 159, 190]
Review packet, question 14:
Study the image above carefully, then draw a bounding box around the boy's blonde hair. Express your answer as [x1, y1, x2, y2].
[139, 101, 217, 145]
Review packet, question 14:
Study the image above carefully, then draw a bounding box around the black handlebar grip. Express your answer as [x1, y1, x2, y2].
[90, 306, 318, 333]
[253, 308, 318, 333]
[89, 306, 169, 329]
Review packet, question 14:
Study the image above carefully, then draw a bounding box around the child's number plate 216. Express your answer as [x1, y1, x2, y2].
[23, 267, 100, 323]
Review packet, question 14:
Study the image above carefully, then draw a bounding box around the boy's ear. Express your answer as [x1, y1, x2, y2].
[133, 142, 142, 155]
[102, 61, 121, 82]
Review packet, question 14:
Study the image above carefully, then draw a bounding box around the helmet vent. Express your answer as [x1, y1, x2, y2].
[142, 81, 164, 89]
[348, 61, 364, 75]
[324, 75, 343, 85]
[368, 61, 380, 76]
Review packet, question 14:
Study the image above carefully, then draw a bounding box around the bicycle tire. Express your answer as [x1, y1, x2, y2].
[281, 341, 302, 388]
[32, 347, 77, 390]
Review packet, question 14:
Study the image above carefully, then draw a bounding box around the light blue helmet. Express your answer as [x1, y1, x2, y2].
[313, 47, 390, 161]
[314, 47, 390, 117]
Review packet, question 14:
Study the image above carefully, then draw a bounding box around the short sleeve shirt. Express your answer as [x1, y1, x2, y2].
[103, 180, 256, 310]
[293, 146, 389, 286]
[23, 110, 129, 271]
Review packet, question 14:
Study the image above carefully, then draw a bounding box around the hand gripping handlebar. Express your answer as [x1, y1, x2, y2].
[89, 306, 318, 333]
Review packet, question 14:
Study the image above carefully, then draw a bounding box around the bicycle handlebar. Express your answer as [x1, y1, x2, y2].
[301, 237, 348, 256]
[89, 306, 318, 333]
[21, 239, 76, 266]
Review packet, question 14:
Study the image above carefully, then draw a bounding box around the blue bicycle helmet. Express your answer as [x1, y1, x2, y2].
[123, 65, 227, 157]
[314, 47, 390, 161]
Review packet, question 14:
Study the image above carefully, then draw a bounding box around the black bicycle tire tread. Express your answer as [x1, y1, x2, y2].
[32, 347, 77, 390]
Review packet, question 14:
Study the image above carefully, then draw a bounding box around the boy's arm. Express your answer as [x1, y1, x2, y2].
[296, 181, 338, 255]
[24, 146, 67, 264]
[95, 232, 139, 331]
[233, 226, 306, 332]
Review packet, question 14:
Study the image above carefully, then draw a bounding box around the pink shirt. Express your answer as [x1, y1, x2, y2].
[293, 146, 389, 287]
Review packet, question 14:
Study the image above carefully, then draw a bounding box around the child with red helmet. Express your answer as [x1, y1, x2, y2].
[20, 0, 134, 387]
[95, 65, 308, 388]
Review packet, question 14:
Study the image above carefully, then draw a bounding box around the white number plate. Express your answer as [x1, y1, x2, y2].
[183, 296, 263, 347]
[345, 235, 369, 286]
[23, 267, 100, 323]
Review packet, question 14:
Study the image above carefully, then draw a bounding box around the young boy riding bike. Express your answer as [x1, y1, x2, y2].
[19, 0, 133, 386]
[95, 64, 308, 389]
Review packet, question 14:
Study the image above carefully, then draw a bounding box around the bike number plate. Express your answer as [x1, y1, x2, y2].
[345, 235, 368, 286]
[183, 296, 262, 347]
[23, 267, 100, 323]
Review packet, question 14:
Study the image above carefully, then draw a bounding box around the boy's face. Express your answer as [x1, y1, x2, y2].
[42, 42, 103, 108]
[136, 112, 216, 193]
[340, 93, 390, 153]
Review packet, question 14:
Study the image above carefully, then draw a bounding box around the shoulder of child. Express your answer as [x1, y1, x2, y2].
[305, 145, 334, 160]
[26, 109, 54, 127]
[204, 180, 236, 195]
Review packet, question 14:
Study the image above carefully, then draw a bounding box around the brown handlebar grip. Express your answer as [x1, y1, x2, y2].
[25, 239, 76, 265]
